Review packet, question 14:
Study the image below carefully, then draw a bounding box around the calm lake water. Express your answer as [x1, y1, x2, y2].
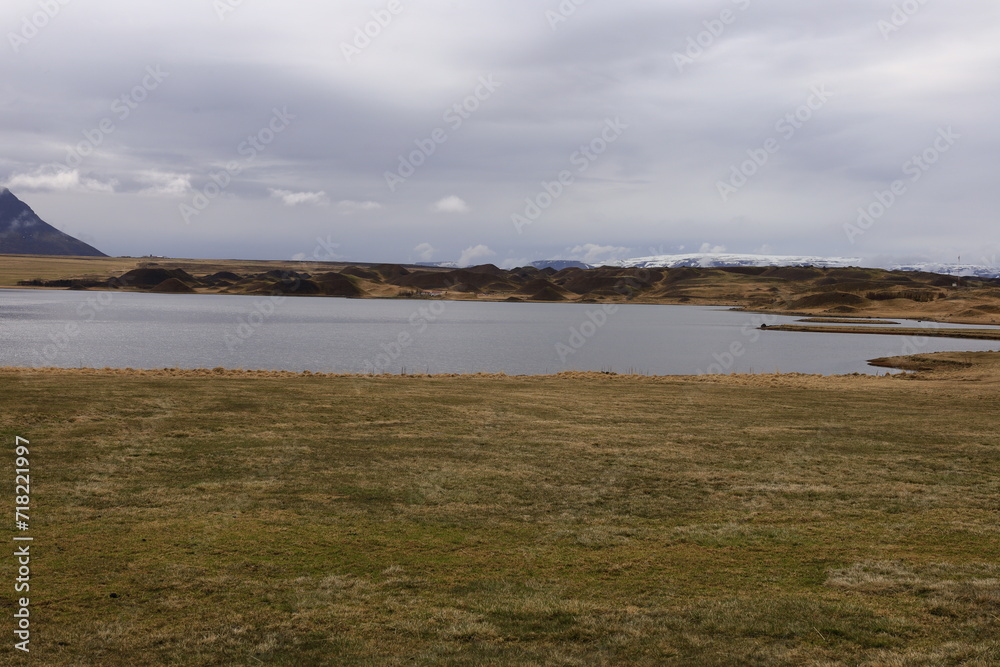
[1, 289, 998, 375]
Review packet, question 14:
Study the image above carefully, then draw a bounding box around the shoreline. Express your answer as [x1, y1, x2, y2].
[2, 284, 994, 327]
[733, 306, 997, 327]
[763, 323, 1000, 341]
[4, 255, 1000, 326]
[0, 363, 925, 380]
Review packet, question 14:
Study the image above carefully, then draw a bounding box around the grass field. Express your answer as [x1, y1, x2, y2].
[0, 254, 141, 287]
[0, 254, 358, 289]
[2, 357, 999, 664]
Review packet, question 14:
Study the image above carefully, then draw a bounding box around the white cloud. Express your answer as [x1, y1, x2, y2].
[433, 196, 470, 214]
[5, 3, 999, 264]
[457, 244, 495, 267]
[4, 167, 117, 193]
[567, 244, 630, 265]
[499, 256, 531, 269]
[413, 242, 435, 261]
[137, 170, 191, 197]
[270, 189, 330, 207]
[337, 199, 382, 214]
[699, 243, 727, 254]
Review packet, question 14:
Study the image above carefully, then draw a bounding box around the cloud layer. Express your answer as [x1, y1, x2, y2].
[2, 1, 999, 266]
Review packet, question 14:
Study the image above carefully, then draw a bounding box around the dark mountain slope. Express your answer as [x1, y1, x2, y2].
[0, 188, 107, 256]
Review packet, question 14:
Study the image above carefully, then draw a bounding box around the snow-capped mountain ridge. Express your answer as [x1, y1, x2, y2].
[889, 262, 1000, 280]
[604, 253, 862, 270]
[553, 253, 1000, 278]
[424, 253, 1000, 278]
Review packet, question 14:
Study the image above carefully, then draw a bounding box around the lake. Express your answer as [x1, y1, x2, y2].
[1, 289, 998, 375]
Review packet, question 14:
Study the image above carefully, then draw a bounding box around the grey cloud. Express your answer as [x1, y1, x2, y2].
[1, 0, 998, 264]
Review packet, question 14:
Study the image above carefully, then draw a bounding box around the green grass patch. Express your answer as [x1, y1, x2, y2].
[2, 370, 999, 664]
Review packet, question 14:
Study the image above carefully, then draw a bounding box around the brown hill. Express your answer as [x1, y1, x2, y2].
[150, 278, 196, 294]
[15, 257, 1000, 325]
[662, 267, 704, 284]
[445, 270, 498, 290]
[340, 266, 380, 281]
[467, 263, 506, 277]
[507, 268, 536, 283]
[119, 267, 199, 288]
[375, 264, 411, 281]
[313, 273, 365, 297]
[719, 266, 770, 276]
[514, 278, 570, 296]
[762, 266, 826, 281]
[787, 292, 869, 309]
[483, 281, 516, 292]
[528, 286, 569, 301]
[559, 270, 632, 295]
[200, 271, 242, 285]
[396, 272, 458, 290]
[281, 279, 323, 295]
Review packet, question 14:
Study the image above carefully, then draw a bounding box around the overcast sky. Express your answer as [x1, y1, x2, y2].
[2, 0, 998, 267]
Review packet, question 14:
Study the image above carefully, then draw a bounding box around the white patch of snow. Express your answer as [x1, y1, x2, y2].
[605, 253, 863, 269]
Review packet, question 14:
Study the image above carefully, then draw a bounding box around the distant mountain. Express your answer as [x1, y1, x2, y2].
[530, 260, 591, 271]
[0, 188, 107, 256]
[529, 253, 1000, 279]
[423, 254, 1000, 277]
[415, 261, 460, 269]
[602, 253, 1000, 279]
[890, 263, 1000, 280]
[605, 253, 863, 270]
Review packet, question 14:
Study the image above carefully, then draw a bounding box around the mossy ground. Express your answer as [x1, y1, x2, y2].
[1, 360, 998, 664]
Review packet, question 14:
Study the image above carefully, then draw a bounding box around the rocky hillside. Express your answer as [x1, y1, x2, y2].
[18, 260, 1000, 324]
[0, 189, 107, 256]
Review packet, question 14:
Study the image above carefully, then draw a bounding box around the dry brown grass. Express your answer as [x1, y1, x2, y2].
[0, 254, 142, 286]
[1, 354, 999, 664]
[0, 254, 375, 288]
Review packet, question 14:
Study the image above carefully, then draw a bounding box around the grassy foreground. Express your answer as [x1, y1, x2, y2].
[2, 362, 999, 665]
